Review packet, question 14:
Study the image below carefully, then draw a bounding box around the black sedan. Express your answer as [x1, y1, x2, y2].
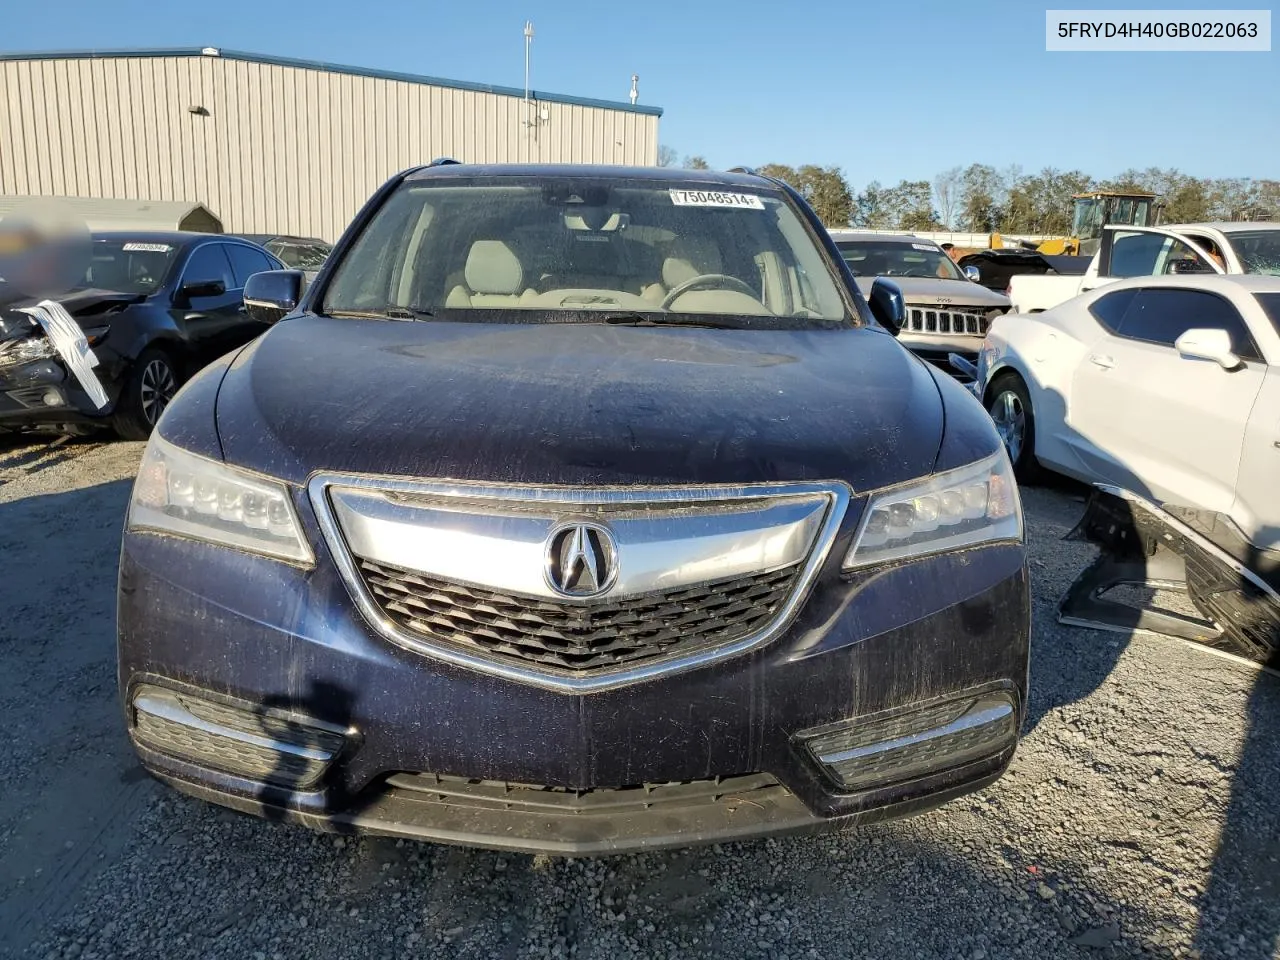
[118, 164, 1030, 855]
[0, 231, 283, 439]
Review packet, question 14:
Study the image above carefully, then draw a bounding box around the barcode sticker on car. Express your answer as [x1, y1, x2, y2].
[122, 243, 172, 252]
[911, 243, 936, 251]
[669, 190, 765, 210]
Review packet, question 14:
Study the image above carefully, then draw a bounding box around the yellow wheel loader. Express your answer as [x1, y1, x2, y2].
[992, 191, 1159, 258]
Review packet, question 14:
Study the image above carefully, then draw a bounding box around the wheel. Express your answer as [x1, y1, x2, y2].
[112, 347, 181, 440]
[986, 373, 1042, 482]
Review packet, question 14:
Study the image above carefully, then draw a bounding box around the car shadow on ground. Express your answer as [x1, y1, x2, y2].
[1018, 471, 1129, 737]
[1020, 472, 1280, 958]
[1193, 540, 1279, 958]
[0, 434, 100, 482]
[0, 475, 147, 957]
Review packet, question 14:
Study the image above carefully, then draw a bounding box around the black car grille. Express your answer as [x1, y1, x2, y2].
[906, 306, 993, 336]
[358, 559, 802, 674]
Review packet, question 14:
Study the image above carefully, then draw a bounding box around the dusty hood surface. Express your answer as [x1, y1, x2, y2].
[213, 317, 946, 490]
[853, 277, 1011, 308]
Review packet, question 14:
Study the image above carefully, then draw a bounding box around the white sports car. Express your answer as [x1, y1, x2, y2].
[975, 274, 1280, 665]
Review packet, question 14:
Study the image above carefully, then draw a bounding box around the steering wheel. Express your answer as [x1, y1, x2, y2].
[660, 273, 757, 309]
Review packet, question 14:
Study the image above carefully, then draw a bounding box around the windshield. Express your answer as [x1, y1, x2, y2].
[322, 177, 851, 328]
[80, 239, 178, 295]
[1230, 231, 1280, 276]
[269, 240, 332, 270]
[1072, 199, 1105, 240]
[836, 240, 964, 281]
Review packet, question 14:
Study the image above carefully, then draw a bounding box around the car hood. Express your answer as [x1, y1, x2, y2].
[213, 317, 945, 490]
[0, 287, 145, 337]
[853, 277, 1010, 308]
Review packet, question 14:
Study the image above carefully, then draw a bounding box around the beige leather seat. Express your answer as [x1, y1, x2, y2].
[445, 241, 536, 307]
[641, 237, 725, 303]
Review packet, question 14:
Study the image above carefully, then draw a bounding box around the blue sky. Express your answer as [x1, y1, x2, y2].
[3, 0, 1276, 188]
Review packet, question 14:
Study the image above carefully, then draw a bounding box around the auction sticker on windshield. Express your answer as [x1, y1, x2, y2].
[669, 190, 764, 210]
[122, 243, 172, 252]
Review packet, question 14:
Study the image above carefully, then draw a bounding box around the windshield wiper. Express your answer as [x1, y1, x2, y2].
[601, 313, 738, 329]
[325, 306, 435, 322]
[383, 305, 435, 320]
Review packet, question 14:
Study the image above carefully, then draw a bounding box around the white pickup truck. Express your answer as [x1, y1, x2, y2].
[1008, 222, 1280, 314]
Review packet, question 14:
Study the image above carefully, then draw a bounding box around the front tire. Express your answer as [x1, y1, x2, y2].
[986, 373, 1042, 482]
[112, 347, 180, 441]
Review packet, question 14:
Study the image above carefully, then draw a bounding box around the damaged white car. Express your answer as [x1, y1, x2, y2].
[976, 274, 1280, 666]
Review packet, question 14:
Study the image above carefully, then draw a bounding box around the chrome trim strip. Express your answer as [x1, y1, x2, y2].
[307, 473, 852, 694]
[326, 486, 830, 602]
[815, 700, 1015, 767]
[132, 689, 336, 762]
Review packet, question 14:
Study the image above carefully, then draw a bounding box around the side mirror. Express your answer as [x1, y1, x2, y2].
[180, 279, 226, 301]
[1167, 258, 1213, 275]
[243, 270, 304, 324]
[1174, 328, 1241, 370]
[867, 277, 905, 337]
[963, 264, 982, 283]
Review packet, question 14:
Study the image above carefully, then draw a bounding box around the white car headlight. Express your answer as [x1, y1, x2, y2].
[843, 450, 1022, 570]
[128, 434, 313, 564]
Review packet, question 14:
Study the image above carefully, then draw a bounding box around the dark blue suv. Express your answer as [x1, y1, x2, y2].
[117, 164, 1029, 854]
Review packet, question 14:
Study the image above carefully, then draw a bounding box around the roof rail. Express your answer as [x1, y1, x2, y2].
[727, 166, 758, 175]
[428, 157, 462, 166]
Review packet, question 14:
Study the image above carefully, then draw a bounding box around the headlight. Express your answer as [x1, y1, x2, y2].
[0, 336, 57, 368]
[843, 450, 1022, 570]
[128, 434, 313, 564]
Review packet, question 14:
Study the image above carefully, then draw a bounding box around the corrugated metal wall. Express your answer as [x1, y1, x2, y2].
[0, 54, 660, 241]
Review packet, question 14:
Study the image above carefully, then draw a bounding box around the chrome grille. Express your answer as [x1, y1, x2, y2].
[906, 306, 991, 336]
[358, 559, 802, 674]
[310, 475, 848, 692]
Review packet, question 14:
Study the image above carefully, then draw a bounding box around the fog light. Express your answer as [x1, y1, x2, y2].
[42, 388, 64, 407]
[798, 690, 1017, 792]
[130, 685, 350, 789]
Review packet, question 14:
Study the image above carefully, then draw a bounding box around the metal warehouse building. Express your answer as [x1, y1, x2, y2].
[0, 48, 663, 241]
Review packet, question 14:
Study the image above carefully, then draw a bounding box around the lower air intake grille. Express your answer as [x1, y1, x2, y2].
[358, 560, 802, 674]
[385, 771, 786, 814]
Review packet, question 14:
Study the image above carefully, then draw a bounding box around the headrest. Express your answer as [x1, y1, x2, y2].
[464, 241, 523, 295]
[662, 237, 723, 289]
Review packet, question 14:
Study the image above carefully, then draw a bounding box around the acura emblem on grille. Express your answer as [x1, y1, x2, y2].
[544, 523, 618, 598]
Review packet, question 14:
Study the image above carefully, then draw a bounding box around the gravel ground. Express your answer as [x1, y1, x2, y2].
[0, 436, 1276, 960]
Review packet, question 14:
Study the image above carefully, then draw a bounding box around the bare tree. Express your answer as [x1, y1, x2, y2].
[656, 145, 678, 167]
[933, 166, 963, 230]
[683, 155, 710, 170]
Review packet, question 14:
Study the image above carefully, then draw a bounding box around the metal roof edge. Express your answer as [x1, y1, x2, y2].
[0, 47, 665, 117]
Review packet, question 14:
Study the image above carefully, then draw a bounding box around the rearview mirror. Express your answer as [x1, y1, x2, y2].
[963, 264, 981, 282]
[243, 270, 304, 325]
[1174, 328, 1241, 370]
[180, 279, 226, 300]
[867, 277, 905, 337]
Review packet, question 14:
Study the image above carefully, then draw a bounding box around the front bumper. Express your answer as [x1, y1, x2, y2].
[119, 505, 1031, 855]
[898, 333, 985, 382]
[0, 356, 117, 430]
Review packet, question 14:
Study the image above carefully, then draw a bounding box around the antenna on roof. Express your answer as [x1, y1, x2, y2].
[629, 74, 639, 105]
[523, 21, 535, 136]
